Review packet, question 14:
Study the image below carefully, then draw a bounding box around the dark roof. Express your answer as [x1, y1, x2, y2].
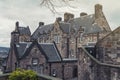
[40, 43, 62, 62]
[0, 47, 9, 58]
[15, 42, 62, 62]
[32, 14, 105, 40]
[0, 47, 9, 53]
[31, 24, 54, 39]
[18, 26, 31, 35]
[15, 42, 32, 58]
[32, 22, 72, 39]
[70, 14, 103, 34]
[0, 52, 8, 59]
[59, 22, 71, 34]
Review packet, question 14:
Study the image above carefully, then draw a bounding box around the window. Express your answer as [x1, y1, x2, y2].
[79, 33, 83, 42]
[54, 35, 60, 43]
[69, 49, 74, 58]
[52, 69, 57, 77]
[71, 37, 74, 43]
[32, 58, 39, 65]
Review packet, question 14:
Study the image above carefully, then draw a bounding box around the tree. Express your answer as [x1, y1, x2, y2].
[40, 0, 75, 13]
[9, 68, 37, 80]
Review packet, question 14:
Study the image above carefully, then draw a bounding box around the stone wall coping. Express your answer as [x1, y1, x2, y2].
[0, 73, 9, 77]
[0, 73, 62, 80]
[81, 47, 120, 68]
[37, 74, 62, 80]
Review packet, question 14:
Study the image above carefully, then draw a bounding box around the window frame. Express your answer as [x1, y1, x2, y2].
[54, 34, 60, 43]
[32, 58, 39, 65]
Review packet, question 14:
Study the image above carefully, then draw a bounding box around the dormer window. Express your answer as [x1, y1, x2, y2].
[32, 58, 39, 65]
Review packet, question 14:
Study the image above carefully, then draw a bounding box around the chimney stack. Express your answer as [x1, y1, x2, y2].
[39, 22, 44, 26]
[80, 12, 87, 16]
[95, 4, 103, 19]
[16, 21, 19, 27]
[15, 21, 19, 31]
[64, 12, 74, 22]
[56, 17, 62, 22]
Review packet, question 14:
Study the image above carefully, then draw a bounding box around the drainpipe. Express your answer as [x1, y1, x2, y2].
[75, 37, 78, 58]
[67, 37, 69, 58]
[62, 62, 65, 80]
[49, 63, 51, 76]
[97, 32, 99, 42]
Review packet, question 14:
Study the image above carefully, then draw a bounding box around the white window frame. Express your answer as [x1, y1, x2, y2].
[54, 34, 60, 43]
[32, 58, 39, 65]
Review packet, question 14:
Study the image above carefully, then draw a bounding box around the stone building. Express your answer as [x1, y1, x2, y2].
[7, 37, 77, 80]
[6, 4, 116, 80]
[31, 4, 111, 58]
[77, 26, 120, 80]
[96, 26, 120, 64]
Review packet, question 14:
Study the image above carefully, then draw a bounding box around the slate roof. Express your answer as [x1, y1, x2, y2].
[0, 52, 8, 59]
[14, 42, 62, 62]
[0, 47, 9, 59]
[40, 43, 62, 62]
[15, 42, 32, 58]
[31, 24, 54, 39]
[70, 14, 103, 35]
[32, 14, 105, 39]
[17, 26, 31, 36]
[59, 22, 71, 34]
[32, 22, 72, 39]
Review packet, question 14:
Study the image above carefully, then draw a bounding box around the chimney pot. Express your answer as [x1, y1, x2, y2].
[64, 12, 74, 22]
[95, 4, 103, 18]
[16, 21, 19, 27]
[80, 12, 87, 16]
[39, 22, 44, 26]
[56, 17, 62, 22]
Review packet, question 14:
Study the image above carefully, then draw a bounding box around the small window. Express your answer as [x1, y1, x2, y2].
[79, 33, 83, 42]
[54, 35, 60, 43]
[52, 69, 57, 77]
[69, 49, 74, 58]
[32, 58, 39, 65]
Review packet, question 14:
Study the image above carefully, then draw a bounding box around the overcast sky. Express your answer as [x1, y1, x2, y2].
[0, 0, 120, 47]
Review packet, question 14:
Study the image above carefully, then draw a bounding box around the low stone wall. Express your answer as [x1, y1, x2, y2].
[78, 47, 120, 80]
[0, 73, 62, 80]
[37, 74, 62, 80]
[0, 73, 9, 80]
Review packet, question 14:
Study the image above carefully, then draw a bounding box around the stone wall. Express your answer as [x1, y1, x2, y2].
[78, 47, 120, 80]
[50, 61, 77, 80]
[96, 27, 120, 64]
[0, 73, 62, 80]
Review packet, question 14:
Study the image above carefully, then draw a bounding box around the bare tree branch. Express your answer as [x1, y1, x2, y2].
[40, 0, 76, 13]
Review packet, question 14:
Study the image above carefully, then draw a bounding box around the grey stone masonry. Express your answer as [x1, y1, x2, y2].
[78, 47, 120, 80]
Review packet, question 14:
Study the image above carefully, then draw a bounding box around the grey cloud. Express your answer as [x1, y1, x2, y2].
[0, 0, 120, 47]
